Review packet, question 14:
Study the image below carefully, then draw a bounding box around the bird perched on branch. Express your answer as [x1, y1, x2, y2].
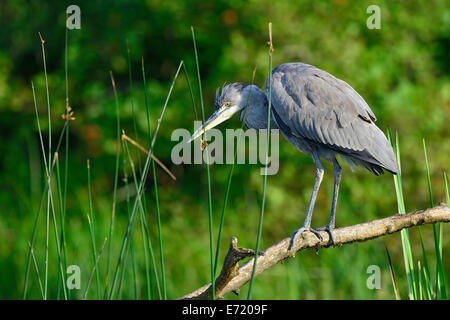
[189, 62, 399, 249]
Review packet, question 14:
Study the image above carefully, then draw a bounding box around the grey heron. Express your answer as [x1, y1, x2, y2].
[189, 62, 399, 249]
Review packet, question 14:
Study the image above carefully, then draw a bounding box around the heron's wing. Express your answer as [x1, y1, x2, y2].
[267, 63, 398, 173]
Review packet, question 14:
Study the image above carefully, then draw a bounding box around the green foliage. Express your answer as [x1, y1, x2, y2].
[0, 0, 449, 299]
[388, 134, 447, 300]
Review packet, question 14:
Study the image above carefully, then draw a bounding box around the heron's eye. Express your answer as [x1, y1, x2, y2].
[224, 101, 231, 107]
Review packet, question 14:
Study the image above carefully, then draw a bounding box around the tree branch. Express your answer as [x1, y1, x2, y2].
[179, 204, 450, 300]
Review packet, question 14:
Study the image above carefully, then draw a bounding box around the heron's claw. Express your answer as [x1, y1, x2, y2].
[288, 227, 323, 251]
[316, 225, 336, 246]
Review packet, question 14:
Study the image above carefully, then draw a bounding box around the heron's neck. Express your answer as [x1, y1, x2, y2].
[238, 85, 277, 130]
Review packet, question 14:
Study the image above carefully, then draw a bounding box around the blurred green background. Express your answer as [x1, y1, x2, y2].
[0, 0, 449, 299]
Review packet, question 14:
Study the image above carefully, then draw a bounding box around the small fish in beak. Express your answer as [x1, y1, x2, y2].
[200, 139, 206, 151]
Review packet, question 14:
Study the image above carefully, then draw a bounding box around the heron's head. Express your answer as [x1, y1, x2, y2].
[188, 83, 251, 143]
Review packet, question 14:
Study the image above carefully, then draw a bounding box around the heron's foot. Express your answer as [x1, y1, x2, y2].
[316, 225, 336, 246]
[288, 227, 323, 251]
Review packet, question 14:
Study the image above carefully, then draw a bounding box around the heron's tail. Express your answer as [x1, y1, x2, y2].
[364, 125, 400, 175]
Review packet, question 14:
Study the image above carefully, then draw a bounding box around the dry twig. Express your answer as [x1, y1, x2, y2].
[121, 130, 176, 180]
[180, 204, 450, 300]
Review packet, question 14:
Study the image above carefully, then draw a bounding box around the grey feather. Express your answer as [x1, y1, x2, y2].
[266, 62, 398, 174]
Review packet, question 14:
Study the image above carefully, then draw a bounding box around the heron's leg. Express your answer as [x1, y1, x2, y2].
[317, 158, 342, 246]
[288, 153, 324, 250]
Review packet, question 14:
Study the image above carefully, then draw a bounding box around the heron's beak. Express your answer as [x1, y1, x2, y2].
[188, 106, 238, 143]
